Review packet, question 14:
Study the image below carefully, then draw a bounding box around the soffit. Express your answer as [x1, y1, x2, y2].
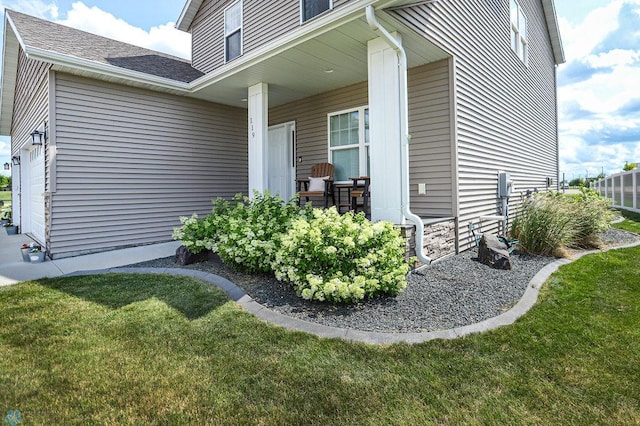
[189, 13, 449, 108]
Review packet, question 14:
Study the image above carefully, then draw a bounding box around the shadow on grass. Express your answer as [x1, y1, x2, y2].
[38, 273, 228, 320]
[618, 208, 640, 222]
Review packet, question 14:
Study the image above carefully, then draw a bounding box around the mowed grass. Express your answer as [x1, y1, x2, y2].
[0, 191, 11, 217]
[613, 208, 640, 234]
[1, 244, 640, 423]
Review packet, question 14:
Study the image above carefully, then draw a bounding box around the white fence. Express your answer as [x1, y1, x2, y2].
[592, 169, 640, 213]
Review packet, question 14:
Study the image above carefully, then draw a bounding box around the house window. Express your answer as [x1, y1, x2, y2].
[301, 0, 332, 23]
[510, 0, 528, 63]
[328, 107, 369, 182]
[225, 0, 242, 62]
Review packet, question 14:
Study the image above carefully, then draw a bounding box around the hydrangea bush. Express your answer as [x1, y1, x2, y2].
[272, 208, 410, 303]
[172, 198, 230, 254]
[174, 192, 412, 303]
[216, 191, 311, 273]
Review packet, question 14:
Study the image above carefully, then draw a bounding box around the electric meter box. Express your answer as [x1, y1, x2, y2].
[498, 171, 513, 198]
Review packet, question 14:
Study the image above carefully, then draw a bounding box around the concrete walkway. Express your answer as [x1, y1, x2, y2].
[2, 228, 638, 344]
[0, 230, 180, 286]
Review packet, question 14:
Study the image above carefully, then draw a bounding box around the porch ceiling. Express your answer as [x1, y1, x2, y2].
[188, 12, 449, 109]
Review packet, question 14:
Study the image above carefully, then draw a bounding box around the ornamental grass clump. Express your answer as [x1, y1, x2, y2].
[510, 189, 613, 255]
[510, 193, 575, 255]
[568, 188, 614, 248]
[272, 207, 410, 303]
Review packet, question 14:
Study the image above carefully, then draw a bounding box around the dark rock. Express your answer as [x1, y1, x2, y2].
[478, 234, 511, 270]
[175, 245, 211, 265]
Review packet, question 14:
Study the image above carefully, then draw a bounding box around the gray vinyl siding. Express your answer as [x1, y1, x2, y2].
[11, 49, 50, 156]
[270, 60, 453, 217]
[392, 0, 558, 248]
[408, 60, 453, 217]
[11, 49, 50, 235]
[50, 73, 247, 258]
[192, 0, 352, 74]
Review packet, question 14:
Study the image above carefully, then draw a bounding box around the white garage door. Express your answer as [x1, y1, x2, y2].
[26, 145, 46, 244]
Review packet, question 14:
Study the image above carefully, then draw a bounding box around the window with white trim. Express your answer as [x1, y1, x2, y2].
[225, 1, 242, 62]
[328, 107, 370, 182]
[301, 0, 332, 23]
[510, 0, 528, 63]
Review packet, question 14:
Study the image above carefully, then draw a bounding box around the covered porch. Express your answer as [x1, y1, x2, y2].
[188, 5, 458, 261]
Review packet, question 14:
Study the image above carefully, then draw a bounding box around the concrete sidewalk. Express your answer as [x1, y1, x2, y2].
[0, 230, 180, 286]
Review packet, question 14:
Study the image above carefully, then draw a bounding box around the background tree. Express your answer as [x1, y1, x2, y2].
[569, 177, 585, 187]
[623, 162, 637, 171]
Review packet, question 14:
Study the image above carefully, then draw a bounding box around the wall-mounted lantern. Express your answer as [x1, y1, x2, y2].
[11, 156, 20, 166]
[30, 121, 47, 146]
[3, 162, 9, 170]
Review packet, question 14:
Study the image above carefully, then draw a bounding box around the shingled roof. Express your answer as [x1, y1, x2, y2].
[8, 9, 204, 83]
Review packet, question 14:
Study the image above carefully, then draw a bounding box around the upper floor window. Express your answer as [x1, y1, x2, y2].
[225, 0, 242, 62]
[301, 0, 332, 23]
[510, 0, 528, 64]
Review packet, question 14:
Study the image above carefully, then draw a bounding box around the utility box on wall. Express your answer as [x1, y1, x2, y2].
[498, 171, 513, 198]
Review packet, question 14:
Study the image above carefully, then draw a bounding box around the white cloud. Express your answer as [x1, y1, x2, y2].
[587, 49, 640, 68]
[558, 0, 640, 179]
[0, 0, 58, 19]
[557, 2, 622, 61]
[57, 2, 191, 59]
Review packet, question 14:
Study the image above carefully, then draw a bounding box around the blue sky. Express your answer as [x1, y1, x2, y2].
[1, 0, 639, 182]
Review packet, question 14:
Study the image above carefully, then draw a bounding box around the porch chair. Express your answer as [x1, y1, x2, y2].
[350, 176, 371, 218]
[296, 162, 335, 207]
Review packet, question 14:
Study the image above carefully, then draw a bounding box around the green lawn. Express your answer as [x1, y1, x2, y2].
[1, 227, 639, 423]
[613, 209, 640, 234]
[0, 191, 11, 217]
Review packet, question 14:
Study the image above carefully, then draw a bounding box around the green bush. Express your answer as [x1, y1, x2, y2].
[272, 208, 410, 303]
[216, 191, 310, 273]
[568, 188, 614, 248]
[172, 198, 230, 254]
[510, 189, 613, 255]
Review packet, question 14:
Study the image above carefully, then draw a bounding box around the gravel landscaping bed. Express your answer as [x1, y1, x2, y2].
[127, 228, 639, 333]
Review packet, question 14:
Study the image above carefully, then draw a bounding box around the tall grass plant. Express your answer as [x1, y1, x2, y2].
[511, 188, 613, 255]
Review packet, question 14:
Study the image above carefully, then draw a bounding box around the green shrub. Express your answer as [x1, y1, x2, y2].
[216, 191, 310, 273]
[510, 193, 575, 255]
[568, 188, 614, 248]
[172, 198, 230, 254]
[510, 189, 613, 255]
[272, 208, 410, 303]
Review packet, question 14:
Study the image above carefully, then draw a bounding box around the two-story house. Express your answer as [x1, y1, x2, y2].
[0, 0, 564, 260]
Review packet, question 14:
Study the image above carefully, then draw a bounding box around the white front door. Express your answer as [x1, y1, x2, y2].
[24, 144, 46, 244]
[267, 122, 296, 201]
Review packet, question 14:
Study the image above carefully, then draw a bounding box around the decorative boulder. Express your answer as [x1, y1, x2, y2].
[175, 245, 210, 266]
[478, 234, 511, 270]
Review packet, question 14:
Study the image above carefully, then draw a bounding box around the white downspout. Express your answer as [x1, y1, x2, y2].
[365, 5, 432, 265]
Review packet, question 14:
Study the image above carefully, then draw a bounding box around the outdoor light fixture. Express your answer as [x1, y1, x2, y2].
[30, 129, 44, 145]
[11, 156, 20, 166]
[3, 162, 9, 170]
[30, 122, 47, 146]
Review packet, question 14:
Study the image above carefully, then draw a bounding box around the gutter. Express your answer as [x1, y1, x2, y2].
[365, 5, 432, 266]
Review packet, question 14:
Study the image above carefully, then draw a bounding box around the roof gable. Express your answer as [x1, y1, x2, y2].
[0, 9, 204, 136]
[176, 0, 205, 32]
[7, 10, 204, 82]
[541, 0, 565, 64]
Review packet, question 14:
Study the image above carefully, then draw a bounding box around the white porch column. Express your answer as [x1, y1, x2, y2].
[368, 35, 404, 223]
[248, 82, 269, 196]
